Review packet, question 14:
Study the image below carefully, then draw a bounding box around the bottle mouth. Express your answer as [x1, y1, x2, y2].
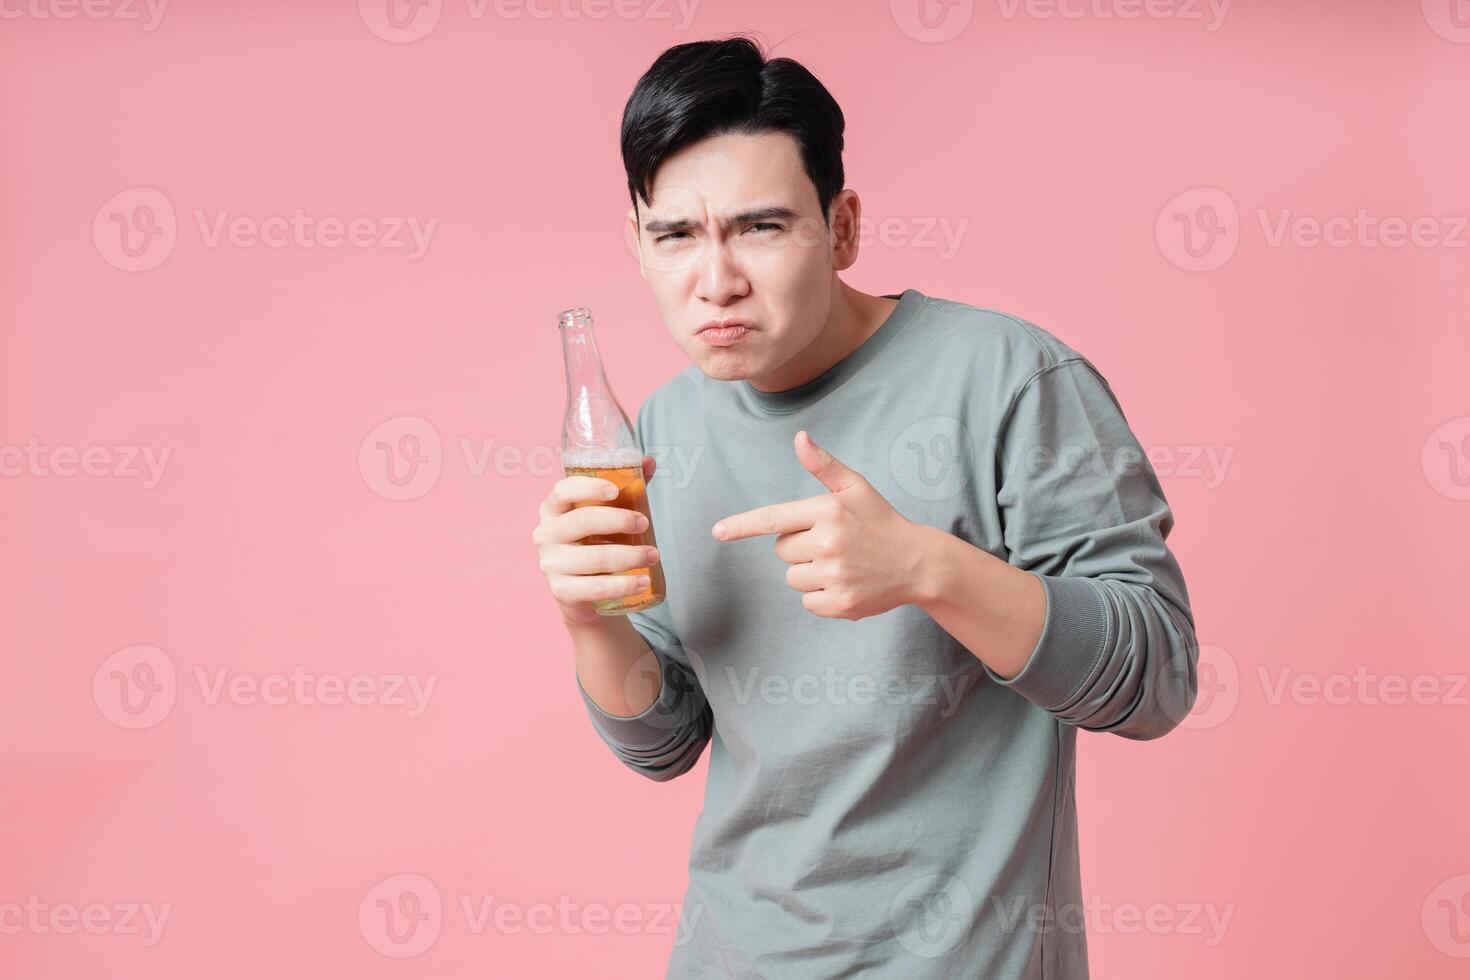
[558, 307, 592, 329]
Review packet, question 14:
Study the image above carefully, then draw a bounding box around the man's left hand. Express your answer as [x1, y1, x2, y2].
[712, 430, 932, 620]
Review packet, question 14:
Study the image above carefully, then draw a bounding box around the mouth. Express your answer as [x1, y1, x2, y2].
[696, 320, 753, 347]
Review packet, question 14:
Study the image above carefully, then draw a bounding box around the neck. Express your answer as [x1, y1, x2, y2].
[746, 280, 899, 393]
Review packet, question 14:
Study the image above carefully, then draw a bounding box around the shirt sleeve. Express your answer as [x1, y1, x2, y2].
[575, 395, 714, 780]
[987, 357, 1199, 739]
[577, 604, 713, 781]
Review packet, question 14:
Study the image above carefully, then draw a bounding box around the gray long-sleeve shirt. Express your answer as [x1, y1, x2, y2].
[575, 288, 1199, 979]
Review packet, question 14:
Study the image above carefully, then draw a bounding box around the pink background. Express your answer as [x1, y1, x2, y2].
[2, 0, 1468, 976]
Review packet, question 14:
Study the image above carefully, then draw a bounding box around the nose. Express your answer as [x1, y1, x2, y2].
[694, 240, 750, 307]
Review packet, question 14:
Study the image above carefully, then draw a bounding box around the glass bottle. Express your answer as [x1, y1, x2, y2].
[558, 307, 666, 615]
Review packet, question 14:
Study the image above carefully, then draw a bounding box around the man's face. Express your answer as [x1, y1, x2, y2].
[629, 130, 837, 384]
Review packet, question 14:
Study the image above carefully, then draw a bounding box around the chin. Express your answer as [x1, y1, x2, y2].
[694, 354, 754, 381]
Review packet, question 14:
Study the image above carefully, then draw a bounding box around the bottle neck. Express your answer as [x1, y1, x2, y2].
[559, 308, 637, 468]
[559, 308, 610, 397]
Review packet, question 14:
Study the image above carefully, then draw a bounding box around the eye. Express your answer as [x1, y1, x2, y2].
[745, 222, 784, 234]
[654, 231, 692, 243]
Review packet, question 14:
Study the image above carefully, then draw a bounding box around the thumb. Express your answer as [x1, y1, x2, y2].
[642, 454, 657, 485]
[795, 430, 862, 494]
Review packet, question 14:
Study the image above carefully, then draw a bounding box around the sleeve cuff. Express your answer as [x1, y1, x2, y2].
[983, 572, 1112, 711]
[576, 645, 696, 749]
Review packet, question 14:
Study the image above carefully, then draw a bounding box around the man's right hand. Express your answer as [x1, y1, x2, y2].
[532, 455, 661, 625]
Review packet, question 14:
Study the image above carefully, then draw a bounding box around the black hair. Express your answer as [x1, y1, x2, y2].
[620, 35, 846, 224]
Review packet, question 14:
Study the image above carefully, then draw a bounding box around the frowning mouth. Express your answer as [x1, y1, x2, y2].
[697, 320, 753, 346]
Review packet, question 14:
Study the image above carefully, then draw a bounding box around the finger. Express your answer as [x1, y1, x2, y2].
[784, 559, 825, 593]
[800, 589, 842, 619]
[544, 475, 620, 516]
[544, 542, 659, 577]
[643, 455, 657, 485]
[554, 504, 648, 544]
[795, 429, 864, 494]
[713, 494, 830, 541]
[772, 528, 823, 564]
[551, 572, 652, 605]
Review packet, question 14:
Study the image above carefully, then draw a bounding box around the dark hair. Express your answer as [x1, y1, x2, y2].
[620, 36, 846, 224]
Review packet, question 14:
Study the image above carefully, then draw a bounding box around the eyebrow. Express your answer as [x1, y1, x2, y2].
[642, 206, 801, 235]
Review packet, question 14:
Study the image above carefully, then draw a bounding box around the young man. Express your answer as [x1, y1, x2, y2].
[533, 36, 1198, 980]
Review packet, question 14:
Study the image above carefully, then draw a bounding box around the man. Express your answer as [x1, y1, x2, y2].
[532, 35, 1198, 980]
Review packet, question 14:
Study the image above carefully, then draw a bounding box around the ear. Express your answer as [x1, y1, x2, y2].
[828, 189, 861, 271]
[626, 206, 646, 280]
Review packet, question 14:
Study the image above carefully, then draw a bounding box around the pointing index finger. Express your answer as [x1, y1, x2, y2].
[713, 495, 828, 541]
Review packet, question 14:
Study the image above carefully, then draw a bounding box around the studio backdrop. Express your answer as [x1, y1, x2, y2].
[1, 2, 1466, 978]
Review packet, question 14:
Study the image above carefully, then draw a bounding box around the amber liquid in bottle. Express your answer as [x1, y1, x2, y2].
[558, 306, 666, 616]
[564, 463, 667, 615]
